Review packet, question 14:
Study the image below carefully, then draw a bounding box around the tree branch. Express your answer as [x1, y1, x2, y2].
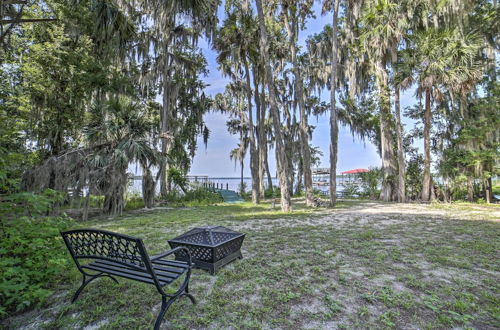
[0, 18, 57, 24]
[1, 0, 28, 5]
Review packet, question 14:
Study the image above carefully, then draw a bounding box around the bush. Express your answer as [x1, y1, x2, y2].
[342, 182, 360, 198]
[264, 186, 276, 198]
[312, 188, 326, 197]
[359, 168, 382, 199]
[167, 168, 187, 192]
[125, 193, 145, 210]
[238, 182, 247, 195]
[493, 181, 500, 196]
[240, 191, 251, 201]
[162, 187, 223, 206]
[0, 191, 75, 319]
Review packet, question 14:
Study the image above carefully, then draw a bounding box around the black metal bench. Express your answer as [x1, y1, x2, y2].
[61, 229, 195, 330]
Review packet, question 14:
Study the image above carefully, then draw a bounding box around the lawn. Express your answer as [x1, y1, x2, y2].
[3, 200, 499, 329]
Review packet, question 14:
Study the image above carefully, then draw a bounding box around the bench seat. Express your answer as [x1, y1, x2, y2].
[82, 259, 188, 286]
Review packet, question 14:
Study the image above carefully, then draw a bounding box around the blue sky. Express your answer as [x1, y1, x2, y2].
[189, 3, 421, 177]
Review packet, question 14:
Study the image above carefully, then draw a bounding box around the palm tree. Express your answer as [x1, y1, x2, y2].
[281, 0, 316, 207]
[309, 1, 372, 205]
[230, 142, 249, 195]
[255, 0, 293, 211]
[322, 0, 341, 206]
[252, 65, 270, 197]
[113, 0, 219, 198]
[359, 0, 408, 202]
[215, 7, 261, 203]
[393, 84, 406, 202]
[396, 28, 482, 201]
[86, 97, 160, 216]
[216, 81, 252, 196]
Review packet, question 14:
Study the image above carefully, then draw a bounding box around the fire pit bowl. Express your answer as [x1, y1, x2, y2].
[168, 226, 245, 274]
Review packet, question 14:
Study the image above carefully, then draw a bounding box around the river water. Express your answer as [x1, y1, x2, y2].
[128, 177, 342, 196]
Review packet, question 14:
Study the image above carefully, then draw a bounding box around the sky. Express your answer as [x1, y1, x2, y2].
[188, 3, 421, 177]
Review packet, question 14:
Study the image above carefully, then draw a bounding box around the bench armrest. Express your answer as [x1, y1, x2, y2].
[151, 246, 192, 267]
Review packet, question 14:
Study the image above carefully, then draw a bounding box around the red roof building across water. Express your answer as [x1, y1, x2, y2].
[341, 168, 369, 175]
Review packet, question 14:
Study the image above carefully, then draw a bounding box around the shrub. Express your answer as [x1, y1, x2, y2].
[240, 191, 251, 201]
[0, 190, 75, 319]
[342, 182, 360, 198]
[359, 167, 382, 199]
[493, 181, 500, 196]
[264, 186, 276, 198]
[162, 187, 223, 206]
[167, 168, 187, 192]
[238, 182, 247, 195]
[312, 188, 326, 197]
[183, 188, 223, 204]
[125, 193, 145, 210]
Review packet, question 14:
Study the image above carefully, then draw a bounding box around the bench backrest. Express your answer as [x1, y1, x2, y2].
[61, 229, 151, 271]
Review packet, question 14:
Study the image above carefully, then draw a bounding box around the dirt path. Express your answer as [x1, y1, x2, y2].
[230, 201, 500, 233]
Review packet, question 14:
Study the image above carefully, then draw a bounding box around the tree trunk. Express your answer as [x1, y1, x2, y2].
[244, 61, 260, 204]
[485, 177, 492, 204]
[253, 70, 266, 198]
[103, 167, 126, 217]
[265, 147, 273, 191]
[421, 88, 432, 201]
[82, 189, 90, 221]
[376, 60, 397, 202]
[486, 44, 497, 95]
[296, 159, 303, 195]
[261, 80, 273, 194]
[329, 0, 340, 207]
[255, 0, 292, 211]
[394, 86, 406, 202]
[142, 166, 155, 208]
[283, 10, 314, 207]
[240, 159, 245, 195]
[467, 176, 474, 202]
[160, 55, 172, 198]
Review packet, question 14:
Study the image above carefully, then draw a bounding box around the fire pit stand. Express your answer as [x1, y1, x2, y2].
[168, 226, 245, 275]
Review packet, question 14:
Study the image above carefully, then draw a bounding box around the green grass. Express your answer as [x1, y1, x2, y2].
[493, 180, 500, 195]
[2, 200, 499, 329]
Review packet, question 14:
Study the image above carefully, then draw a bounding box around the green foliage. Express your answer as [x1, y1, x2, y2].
[240, 191, 252, 201]
[0, 189, 66, 217]
[124, 193, 145, 210]
[167, 168, 188, 192]
[162, 187, 223, 206]
[19, 24, 95, 155]
[493, 181, 500, 196]
[0, 191, 74, 318]
[312, 188, 324, 198]
[359, 168, 382, 199]
[438, 83, 500, 201]
[0, 68, 32, 194]
[238, 182, 248, 195]
[264, 186, 277, 198]
[342, 182, 360, 198]
[405, 151, 424, 200]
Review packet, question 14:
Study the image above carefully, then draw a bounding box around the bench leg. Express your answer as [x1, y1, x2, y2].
[181, 284, 196, 304]
[154, 290, 196, 329]
[72, 273, 119, 303]
[154, 296, 175, 330]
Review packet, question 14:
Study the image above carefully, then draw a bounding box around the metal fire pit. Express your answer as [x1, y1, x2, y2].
[168, 226, 245, 275]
